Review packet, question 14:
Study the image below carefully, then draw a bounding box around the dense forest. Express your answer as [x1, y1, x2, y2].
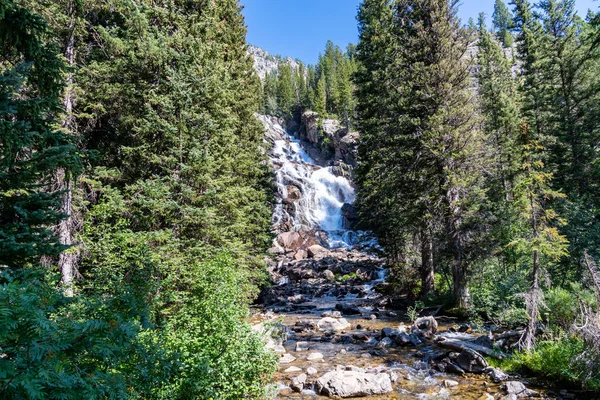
[2, 0, 600, 399]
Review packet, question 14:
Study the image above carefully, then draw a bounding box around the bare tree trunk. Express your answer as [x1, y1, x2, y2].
[57, 3, 77, 296]
[446, 185, 470, 308]
[420, 225, 434, 296]
[521, 189, 541, 351]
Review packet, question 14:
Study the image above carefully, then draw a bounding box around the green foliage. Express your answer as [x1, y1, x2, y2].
[159, 252, 277, 400]
[500, 337, 600, 390]
[0, 0, 80, 268]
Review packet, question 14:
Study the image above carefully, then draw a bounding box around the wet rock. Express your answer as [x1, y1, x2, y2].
[335, 303, 361, 315]
[376, 337, 393, 348]
[457, 348, 489, 373]
[317, 317, 350, 331]
[442, 379, 459, 388]
[277, 231, 303, 250]
[284, 366, 303, 373]
[290, 373, 307, 393]
[280, 354, 296, 364]
[322, 310, 342, 318]
[341, 203, 358, 229]
[315, 369, 393, 398]
[307, 352, 324, 361]
[485, 367, 508, 383]
[501, 381, 539, 398]
[322, 269, 334, 281]
[413, 316, 438, 334]
[295, 341, 309, 352]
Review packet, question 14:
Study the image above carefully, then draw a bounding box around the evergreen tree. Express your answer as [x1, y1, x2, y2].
[0, 0, 80, 268]
[276, 62, 295, 117]
[493, 0, 514, 47]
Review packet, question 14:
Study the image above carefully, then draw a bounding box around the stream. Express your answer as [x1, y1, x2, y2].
[253, 115, 558, 400]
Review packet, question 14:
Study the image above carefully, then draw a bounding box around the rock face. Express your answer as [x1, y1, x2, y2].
[248, 45, 302, 80]
[315, 369, 393, 398]
[298, 111, 358, 167]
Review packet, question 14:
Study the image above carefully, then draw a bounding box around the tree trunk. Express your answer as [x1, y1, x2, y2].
[57, 4, 77, 296]
[446, 185, 470, 308]
[420, 225, 434, 296]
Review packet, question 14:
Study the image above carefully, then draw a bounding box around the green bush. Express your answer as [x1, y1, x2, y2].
[159, 252, 277, 399]
[500, 337, 600, 390]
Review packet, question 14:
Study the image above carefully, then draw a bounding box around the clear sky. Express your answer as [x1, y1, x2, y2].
[241, 0, 599, 65]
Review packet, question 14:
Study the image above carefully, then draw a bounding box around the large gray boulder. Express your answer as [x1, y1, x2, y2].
[317, 317, 350, 331]
[315, 369, 393, 397]
[413, 316, 438, 334]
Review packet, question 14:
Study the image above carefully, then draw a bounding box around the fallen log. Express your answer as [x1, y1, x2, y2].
[436, 338, 508, 359]
[493, 330, 525, 340]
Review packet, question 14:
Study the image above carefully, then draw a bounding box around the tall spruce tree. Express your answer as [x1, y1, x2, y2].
[493, 0, 514, 47]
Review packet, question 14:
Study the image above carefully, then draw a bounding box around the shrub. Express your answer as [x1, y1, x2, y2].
[159, 252, 277, 399]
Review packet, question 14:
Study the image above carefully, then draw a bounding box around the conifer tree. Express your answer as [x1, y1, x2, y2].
[277, 62, 295, 117]
[493, 0, 514, 47]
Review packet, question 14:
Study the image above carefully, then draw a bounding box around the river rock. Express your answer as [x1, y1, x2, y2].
[280, 353, 296, 364]
[376, 337, 393, 348]
[317, 317, 350, 331]
[501, 381, 539, 398]
[457, 348, 488, 373]
[307, 352, 324, 361]
[290, 373, 307, 393]
[335, 303, 361, 315]
[413, 316, 438, 334]
[307, 367, 318, 375]
[285, 366, 303, 373]
[485, 367, 508, 383]
[295, 341, 309, 352]
[442, 379, 459, 388]
[323, 269, 335, 281]
[315, 369, 393, 397]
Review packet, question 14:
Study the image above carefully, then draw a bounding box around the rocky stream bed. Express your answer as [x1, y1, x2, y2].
[252, 115, 578, 399]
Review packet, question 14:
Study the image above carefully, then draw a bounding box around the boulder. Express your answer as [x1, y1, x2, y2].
[280, 354, 296, 364]
[308, 244, 329, 258]
[317, 317, 350, 331]
[295, 341, 309, 352]
[413, 316, 438, 334]
[307, 367, 318, 375]
[286, 185, 302, 201]
[277, 231, 303, 250]
[501, 381, 539, 398]
[457, 348, 488, 373]
[315, 369, 393, 398]
[485, 367, 508, 383]
[335, 303, 361, 315]
[442, 379, 459, 388]
[294, 249, 307, 261]
[290, 373, 307, 393]
[323, 269, 335, 281]
[307, 352, 324, 361]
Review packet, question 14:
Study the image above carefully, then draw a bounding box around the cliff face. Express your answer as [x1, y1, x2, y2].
[248, 45, 302, 79]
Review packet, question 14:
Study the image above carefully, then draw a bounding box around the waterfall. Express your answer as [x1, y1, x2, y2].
[268, 119, 359, 249]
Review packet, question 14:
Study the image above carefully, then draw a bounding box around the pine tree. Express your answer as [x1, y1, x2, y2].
[277, 62, 295, 117]
[0, 0, 80, 268]
[493, 0, 514, 47]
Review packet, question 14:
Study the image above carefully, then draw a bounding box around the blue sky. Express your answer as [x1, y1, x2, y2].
[241, 0, 599, 65]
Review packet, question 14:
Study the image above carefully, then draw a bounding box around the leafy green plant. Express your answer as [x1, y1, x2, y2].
[407, 300, 425, 322]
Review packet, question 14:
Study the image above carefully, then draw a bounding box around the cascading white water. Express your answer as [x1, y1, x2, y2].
[269, 122, 358, 248]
